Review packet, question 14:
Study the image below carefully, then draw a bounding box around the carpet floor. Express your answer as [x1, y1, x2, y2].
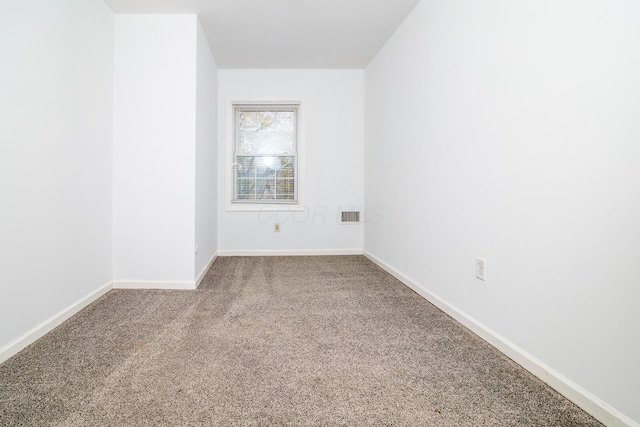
[0, 256, 601, 426]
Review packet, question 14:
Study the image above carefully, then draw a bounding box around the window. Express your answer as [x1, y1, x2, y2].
[233, 104, 298, 204]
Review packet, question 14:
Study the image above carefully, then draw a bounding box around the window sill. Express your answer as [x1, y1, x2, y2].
[226, 203, 306, 213]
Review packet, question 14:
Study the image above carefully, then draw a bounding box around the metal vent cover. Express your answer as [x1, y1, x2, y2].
[341, 211, 360, 223]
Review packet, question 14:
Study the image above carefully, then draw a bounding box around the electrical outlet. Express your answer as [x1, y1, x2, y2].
[195, 244, 198, 254]
[476, 258, 486, 281]
[274, 223, 280, 232]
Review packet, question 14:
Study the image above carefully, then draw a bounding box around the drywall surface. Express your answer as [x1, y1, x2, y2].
[217, 69, 364, 252]
[113, 15, 197, 282]
[0, 0, 114, 349]
[195, 21, 219, 277]
[365, 0, 639, 424]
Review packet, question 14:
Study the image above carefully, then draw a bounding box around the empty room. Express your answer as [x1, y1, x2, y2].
[1, 0, 638, 426]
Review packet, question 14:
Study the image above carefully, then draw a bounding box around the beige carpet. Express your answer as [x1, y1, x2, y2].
[0, 256, 601, 426]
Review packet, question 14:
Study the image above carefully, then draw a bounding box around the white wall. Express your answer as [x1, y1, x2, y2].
[217, 70, 364, 253]
[113, 15, 197, 283]
[195, 22, 219, 276]
[365, 0, 640, 424]
[0, 1, 114, 350]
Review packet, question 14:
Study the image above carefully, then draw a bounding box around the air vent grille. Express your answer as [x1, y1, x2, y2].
[341, 211, 360, 223]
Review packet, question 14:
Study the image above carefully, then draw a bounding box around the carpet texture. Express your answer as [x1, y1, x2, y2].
[0, 256, 601, 426]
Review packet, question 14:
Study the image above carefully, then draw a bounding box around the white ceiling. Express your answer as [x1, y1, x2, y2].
[103, 0, 420, 69]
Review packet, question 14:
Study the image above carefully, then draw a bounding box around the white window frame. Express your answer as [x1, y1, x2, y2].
[225, 100, 305, 212]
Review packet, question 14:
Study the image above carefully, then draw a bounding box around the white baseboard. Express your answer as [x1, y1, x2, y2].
[112, 253, 219, 291]
[195, 252, 218, 288]
[363, 251, 638, 427]
[217, 248, 364, 256]
[0, 281, 113, 365]
[112, 280, 196, 290]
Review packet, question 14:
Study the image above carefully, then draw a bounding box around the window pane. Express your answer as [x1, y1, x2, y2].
[276, 179, 295, 195]
[237, 110, 295, 155]
[256, 163, 276, 178]
[255, 179, 275, 200]
[236, 157, 256, 177]
[235, 156, 295, 202]
[277, 157, 295, 178]
[236, 178, 256, 200]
